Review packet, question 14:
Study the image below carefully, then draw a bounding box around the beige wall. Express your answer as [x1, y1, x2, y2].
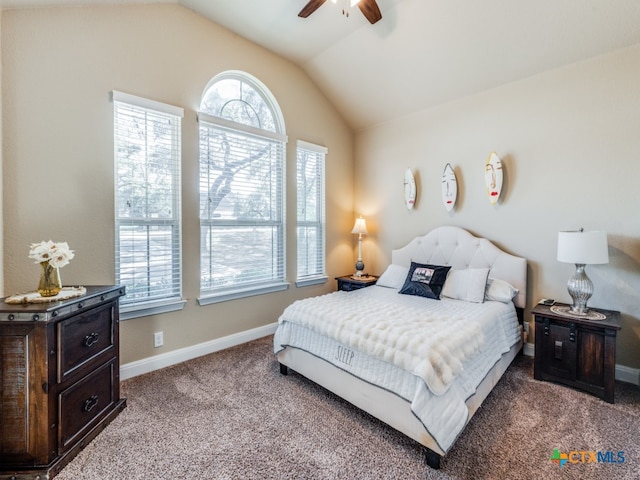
[1, 5, 354, 364]
[355, 45, 640, 369]
[0, 9, 3, 296]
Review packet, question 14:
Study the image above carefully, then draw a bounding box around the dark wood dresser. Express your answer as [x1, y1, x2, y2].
[0, 285, 126, 479]
[532, 303, 621, 403]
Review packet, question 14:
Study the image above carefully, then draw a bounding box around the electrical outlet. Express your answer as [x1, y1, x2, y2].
[154, 331, 164, 348]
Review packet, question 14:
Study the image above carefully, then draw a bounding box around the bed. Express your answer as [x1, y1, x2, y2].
[274, 226, 527, 469]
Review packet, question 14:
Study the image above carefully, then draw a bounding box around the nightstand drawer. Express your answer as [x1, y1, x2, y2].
[537, 320, 577, 381]
[58, 358, 116, 451]
[58, 302, 116, 383]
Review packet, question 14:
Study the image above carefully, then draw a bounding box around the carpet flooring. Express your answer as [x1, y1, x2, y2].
[56, 336, 640, 480]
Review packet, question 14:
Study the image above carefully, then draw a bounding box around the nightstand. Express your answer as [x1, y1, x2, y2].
[532, 303, 621, 403]
[335, 275, 378, 292]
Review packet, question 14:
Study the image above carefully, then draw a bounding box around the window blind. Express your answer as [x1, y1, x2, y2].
[113, 91, 184, 315]
[199, 116, 286, 300]
[296, 140, 327, 284]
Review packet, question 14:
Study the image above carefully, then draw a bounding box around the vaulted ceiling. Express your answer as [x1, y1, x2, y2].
[2, 0, 640, 130]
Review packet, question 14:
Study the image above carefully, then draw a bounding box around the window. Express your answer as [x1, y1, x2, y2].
[198, 72, 288, 304]
[296, 141, 327, 286]
[113, 91, 185, 319]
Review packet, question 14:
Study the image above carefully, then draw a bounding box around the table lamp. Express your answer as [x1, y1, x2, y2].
[557, 229, 609, 315]
[351, 216, 368, 277]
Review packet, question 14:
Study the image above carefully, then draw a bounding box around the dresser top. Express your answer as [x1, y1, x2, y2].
[0, 285, 125, 322]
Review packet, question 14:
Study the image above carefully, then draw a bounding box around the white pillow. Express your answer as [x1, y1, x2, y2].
[376, 264, 409, 290]
[484, 277, 519, 303]
[441, 268, 490, 303]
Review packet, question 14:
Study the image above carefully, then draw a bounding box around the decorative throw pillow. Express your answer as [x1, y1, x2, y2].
[399, 262, 451, 300]
[441, 268, 490, 303]
[484, 277, 519, 303]
[376, 264, 410, 290]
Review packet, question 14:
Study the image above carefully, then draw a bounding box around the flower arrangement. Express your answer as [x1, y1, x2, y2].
[28, 241, 75, 297]
[29, 240, 75, 268]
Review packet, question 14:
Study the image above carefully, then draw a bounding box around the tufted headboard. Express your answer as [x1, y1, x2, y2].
[391, 226, 527, 309]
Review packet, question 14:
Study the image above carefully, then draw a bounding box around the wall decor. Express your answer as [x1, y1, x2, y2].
[441, 163, 457, 211]
[403, 167, 416, 210]
[484, 152, 503, 204]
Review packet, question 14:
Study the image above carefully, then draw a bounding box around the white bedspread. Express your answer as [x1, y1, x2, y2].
[274, 285, 521, 452]
[279, 288, 485, 395]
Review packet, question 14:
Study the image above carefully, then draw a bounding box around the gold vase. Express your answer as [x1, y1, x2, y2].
[38, 261, 62, 297]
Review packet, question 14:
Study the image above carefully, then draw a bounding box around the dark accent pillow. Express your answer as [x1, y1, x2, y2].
[399, 262, 451, 300]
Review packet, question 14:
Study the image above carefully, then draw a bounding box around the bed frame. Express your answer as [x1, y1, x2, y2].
[277, 226, 527, 469]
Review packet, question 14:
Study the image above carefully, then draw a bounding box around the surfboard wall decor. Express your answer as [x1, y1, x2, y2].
[485, 152, 503, 205]
[441, 163, 457, 211]
[404, 168, 416, 210]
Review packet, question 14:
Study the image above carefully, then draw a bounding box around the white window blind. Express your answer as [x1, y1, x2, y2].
[198, 115, 286, 302]
[296, 140, 327, 286]
[113, 91, 184, 318]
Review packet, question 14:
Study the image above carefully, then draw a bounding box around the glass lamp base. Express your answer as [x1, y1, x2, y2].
[567, 263, 593, 315]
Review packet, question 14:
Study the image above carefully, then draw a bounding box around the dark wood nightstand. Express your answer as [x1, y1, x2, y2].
[335, 275, 379, 292]
[532, 303, 621, 403]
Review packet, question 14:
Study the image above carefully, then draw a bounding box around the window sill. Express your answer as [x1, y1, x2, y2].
[120, 298, 187, 321]
[295, 276, 328, 288]
[198, 282, 289, 306]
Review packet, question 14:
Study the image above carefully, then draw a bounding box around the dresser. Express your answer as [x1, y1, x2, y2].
[0, 285, 126, 479]
[532, 303, 621, 403]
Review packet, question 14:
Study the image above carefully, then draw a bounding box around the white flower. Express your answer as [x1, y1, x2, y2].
[28, 240, 74, 268]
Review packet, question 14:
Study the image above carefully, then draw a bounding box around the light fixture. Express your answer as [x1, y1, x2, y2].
[557, 229, 609, 315]
[332, 0, 361, 17]
[351, 216, 368, 277]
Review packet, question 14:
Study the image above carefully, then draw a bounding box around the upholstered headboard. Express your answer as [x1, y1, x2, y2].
[391, 226, 527, 309]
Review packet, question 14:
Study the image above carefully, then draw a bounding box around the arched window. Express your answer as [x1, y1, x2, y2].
[198, 71, 288, 304]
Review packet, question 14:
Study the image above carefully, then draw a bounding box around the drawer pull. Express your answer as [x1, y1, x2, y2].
[83, 395, 99, 413]
[84, 332, 100, 347]
[554, 340, 563, 360]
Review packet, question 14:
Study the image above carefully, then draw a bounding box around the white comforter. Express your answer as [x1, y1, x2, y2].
[274, 285, 521, 452]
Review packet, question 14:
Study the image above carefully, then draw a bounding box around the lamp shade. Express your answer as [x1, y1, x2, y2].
[557, 230, 609, 265]
[351, 217, 368, 235]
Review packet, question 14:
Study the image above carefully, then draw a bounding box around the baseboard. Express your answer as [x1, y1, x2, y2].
[523, 342, 640, 386]
[120, 322, 278, 381]
[615, 364, 640, 386]
[523, 342, 535, 357]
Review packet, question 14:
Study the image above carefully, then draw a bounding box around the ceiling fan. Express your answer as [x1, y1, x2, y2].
[298, 0, 383, 25]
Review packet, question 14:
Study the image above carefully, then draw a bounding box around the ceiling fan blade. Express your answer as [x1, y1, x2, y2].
[358, 0, 382, 24]
[298, 0, 328, 18]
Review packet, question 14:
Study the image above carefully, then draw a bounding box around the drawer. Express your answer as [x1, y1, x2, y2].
[58, 359, 116, 451]
[58, 302, 115, 382]
[538, 319, 577, 381]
